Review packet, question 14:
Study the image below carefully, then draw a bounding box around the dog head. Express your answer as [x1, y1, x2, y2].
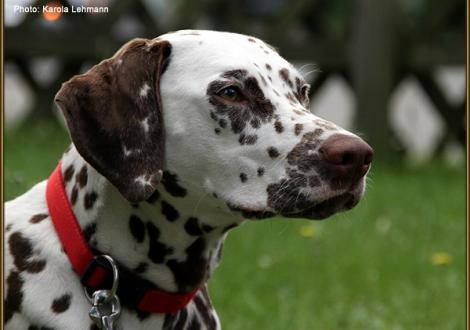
[55, 30, 373, 221]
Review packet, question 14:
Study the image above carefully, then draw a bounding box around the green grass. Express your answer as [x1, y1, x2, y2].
[5, 119, 466, 329]
[4, 119, 72, 200]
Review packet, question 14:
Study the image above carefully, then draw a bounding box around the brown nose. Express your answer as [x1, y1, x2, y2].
[319, 134, 374, 185]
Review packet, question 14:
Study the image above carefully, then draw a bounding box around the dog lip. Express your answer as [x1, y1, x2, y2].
[226, 202, 275, 220]
[227, 179, 362, 221]
[227, 192, 358, 221]
[282, 193, 357, 220]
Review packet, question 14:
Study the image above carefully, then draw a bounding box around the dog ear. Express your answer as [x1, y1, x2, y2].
[55, 39, 172, 203]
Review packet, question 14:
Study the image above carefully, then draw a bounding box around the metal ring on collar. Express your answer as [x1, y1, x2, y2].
[84, 254, 119, 304]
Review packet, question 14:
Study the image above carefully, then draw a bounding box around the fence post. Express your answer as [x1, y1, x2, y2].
[350, 0, 403, 158]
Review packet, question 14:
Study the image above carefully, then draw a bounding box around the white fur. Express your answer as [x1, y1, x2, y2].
[141, 117, 150, 133]
[139, 83, 151, 98]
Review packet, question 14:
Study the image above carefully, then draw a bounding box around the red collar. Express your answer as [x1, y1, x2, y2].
[46, 162, 197, 314]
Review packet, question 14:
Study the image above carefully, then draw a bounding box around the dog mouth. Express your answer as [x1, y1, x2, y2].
[226, 172, 366, 221]
[281, 192, 359, 220]
[227, 191, 360, 221]
[226, 203, 275, 220]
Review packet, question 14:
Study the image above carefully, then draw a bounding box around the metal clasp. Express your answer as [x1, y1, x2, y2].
[84, 255, 121, 330]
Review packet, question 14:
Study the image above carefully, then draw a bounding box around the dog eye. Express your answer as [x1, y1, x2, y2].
[217, 86, 243, 102]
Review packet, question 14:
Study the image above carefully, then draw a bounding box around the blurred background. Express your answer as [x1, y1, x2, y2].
[4, 0, 466, 329]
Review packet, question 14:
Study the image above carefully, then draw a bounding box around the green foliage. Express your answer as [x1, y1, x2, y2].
[5, 120, 465, 329]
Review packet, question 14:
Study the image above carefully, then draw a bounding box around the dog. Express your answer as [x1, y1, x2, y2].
[4, 30, 373, 330]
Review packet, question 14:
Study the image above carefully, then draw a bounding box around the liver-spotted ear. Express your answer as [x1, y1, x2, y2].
[55, 38, 172, 203]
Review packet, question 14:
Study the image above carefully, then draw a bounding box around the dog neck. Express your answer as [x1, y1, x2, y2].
[59, 145, 244, 293]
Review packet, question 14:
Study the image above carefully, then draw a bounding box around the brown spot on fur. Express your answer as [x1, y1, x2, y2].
[166, 238, 207, 292]
[240, 173, 248, 183]
[247, 37, 256, 43]
[147, 222, 173, 263]
[83, 222, 97, 242]
[257, 167, 265, 176]
[9, 232, 46, 273]
[265, 64, 272, 70]
[26, 260, 47, 273]
[162, 171, 187, 198]
[146, 190, 160, 203]
[63, 165, 74, 183]
[218, 119, 227, 128]
[76, 165, 88, 188]
[84, 191, 98, 209]
[274, 120, 284, 133]
[28, 326, 43, 330]
[268, 147, 280, 158]
[129, 215, 145, 243]
[244, 76, 275, 120]
[287, 129, 324, 172]
[51, 294, 71, 313]
[185, 217, 204, 236]
[71, 186, 78, 205]
[279, 68, 294, 88]
[214, 128, 221, 134]
[227, 109, 250, 133]
[295, 123, 304, 135]
[250, 118, 261, 129]
[5, 271, 24, 322]
[30, 214, 48, 224]
[161, 201, 179, 222]
[239, 134, 258, 145]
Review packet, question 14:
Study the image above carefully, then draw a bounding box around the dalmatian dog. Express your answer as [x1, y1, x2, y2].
[4, 30, 373, 330]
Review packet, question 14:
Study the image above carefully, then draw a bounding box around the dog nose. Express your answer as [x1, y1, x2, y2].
[319, 134, 374, 185]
